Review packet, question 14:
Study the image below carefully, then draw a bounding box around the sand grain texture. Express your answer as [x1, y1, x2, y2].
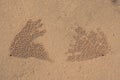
[0, 0, 120, 80]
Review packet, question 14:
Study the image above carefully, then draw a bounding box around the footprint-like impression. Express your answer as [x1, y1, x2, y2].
[66, 27, 111, 62]
[9, 19, 51, 61]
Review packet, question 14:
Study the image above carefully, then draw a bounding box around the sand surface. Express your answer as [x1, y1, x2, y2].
[0, 0, 120, 80]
